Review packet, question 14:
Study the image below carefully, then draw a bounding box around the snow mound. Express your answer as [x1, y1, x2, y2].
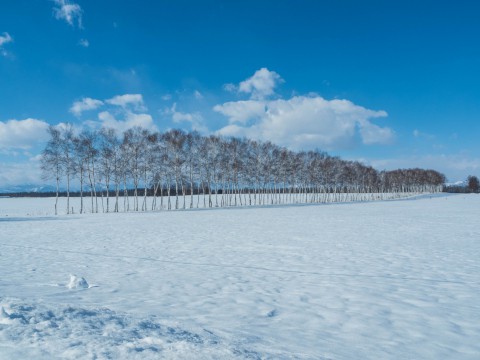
[66, 274, 89, 289]
[0, 298, 275, 360]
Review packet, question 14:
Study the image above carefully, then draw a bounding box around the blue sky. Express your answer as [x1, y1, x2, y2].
[1, 0, 479, 186]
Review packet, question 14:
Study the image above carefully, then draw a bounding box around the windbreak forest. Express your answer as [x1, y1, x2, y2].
[41, 125, 446, 215]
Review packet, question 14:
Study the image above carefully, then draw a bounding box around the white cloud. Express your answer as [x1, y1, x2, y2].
[167, 104, 208, 133]
[69, 97, 103, 116]
[0, 32, 13, 56]
[218, 69, 392, 149]
[359, 121, 394, 145]
[78, 93, 154, 132]
[161, 94, 172, 101]
[215, 95, 393, 150]
[53, 0, 83, 28]
[78, 38, 89, 47]
[238, 68, 283, 99]
[213, 100, 265, 124]
[95, 111, 157, 133]
[105, 94, 146, 111]
[0, 118, 50, 150]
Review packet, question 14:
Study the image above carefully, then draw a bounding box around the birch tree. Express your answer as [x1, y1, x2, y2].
[41, 126, 62, 215]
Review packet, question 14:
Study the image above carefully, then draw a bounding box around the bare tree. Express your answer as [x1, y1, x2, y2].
[41, 126, 62, 215]
[41, 125, 447, 214]
[98, 128, 122, 212]
[58, 124, 75, 214]
[185, 131, 201, 208]
[466, 175, 479, 193]
[163, 129, 187, 210]
[77, 129, 99, 213]
[122, 127, 147, 211]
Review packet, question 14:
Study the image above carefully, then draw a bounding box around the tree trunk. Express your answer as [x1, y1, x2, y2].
[55, 175, 59, 216]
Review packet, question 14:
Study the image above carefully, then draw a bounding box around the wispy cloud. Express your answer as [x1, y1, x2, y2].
[194, 90, 203, 100]
[413, 129, 435, 139]
[52, 0, 83, 28]
[223, 83, 237, 93]
[78, 38, 89, 48]
[0, 32, 13, 47]
[0, 32, 13, 57]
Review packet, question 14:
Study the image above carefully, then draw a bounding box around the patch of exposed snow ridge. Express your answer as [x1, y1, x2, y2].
[66, 274, 89, 289]
[0, 298, 272, 360]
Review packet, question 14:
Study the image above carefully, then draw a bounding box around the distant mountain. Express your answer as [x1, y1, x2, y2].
[0, 184, 58, 194]
[446, 180, 467, 187]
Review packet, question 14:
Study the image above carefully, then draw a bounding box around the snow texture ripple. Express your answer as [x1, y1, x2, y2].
[0, 194, 479, 359]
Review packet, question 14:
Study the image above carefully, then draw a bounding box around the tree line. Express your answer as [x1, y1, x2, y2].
[41, 125, 446, 215]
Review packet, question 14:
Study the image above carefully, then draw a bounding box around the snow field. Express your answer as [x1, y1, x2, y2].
[0, 194, 479, 359]
[0, 192, 421, 217]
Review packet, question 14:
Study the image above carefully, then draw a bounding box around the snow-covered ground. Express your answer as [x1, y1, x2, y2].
[0, 194, 479, 359]
[0, 192, 419, 217]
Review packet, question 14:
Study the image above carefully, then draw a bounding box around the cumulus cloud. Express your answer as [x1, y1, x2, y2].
[0, 32, 13, 56]
[215, 95, 393, 150]
[95, 111, 157, 133]
[53, 0, 83, 28]
[105, 94, 146, 111]
[0, 118, 50, 150]
[69, 97, 103, 116]
[213, 100, 266, 124]
[238, 68, 283, 99]
[359, 121, 394, 145]
[70, 94, 147, 117]
[72, 93, 155, 132]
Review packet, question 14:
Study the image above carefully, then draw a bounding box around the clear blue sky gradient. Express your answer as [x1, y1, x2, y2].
[1, 0, 479, 184]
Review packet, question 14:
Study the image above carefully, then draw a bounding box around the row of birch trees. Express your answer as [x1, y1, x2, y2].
[41, 125, 446, 214]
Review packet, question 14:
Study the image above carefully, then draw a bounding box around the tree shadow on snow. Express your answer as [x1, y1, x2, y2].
[0, 216, 59, 222]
